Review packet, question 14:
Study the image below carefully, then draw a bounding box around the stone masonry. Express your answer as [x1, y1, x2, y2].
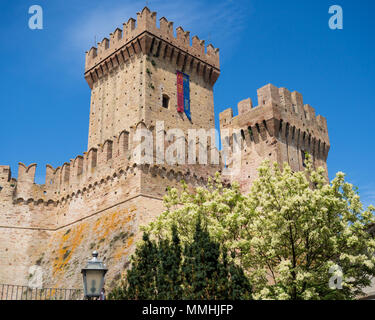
[220, 84, 330, 192]
[0, 7, 329, 293]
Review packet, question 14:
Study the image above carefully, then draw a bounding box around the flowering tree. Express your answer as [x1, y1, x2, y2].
[144, 156, 375, 299]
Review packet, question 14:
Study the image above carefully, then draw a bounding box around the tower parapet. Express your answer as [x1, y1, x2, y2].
[220, 83, 330, 192]
[85, 6, 220, 151]
[84, 6, 220, 89]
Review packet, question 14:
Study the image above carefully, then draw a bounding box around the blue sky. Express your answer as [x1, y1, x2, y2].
[0, 0, 374, 207]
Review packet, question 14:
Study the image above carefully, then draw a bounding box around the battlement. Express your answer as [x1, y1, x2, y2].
[3, 123, 221, 209]
[0, 165, 11, 182]
[84, 7, 220, 88]
[220, 84, 329, 140]
[9, 129, 133, 204]
[219, 84, 330, 165]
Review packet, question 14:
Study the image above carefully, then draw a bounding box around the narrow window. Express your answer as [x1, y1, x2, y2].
[162, 94, 169, 109]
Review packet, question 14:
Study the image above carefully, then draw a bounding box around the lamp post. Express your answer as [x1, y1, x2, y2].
[81, 251, 108, 300]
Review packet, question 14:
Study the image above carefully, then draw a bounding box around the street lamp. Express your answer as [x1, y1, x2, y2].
[81, 251, 108, 300]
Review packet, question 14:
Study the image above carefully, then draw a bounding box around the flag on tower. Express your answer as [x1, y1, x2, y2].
[177, 71, 191, 121]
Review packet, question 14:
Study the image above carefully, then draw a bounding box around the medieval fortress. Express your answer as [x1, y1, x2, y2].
[0, 7, 329, 291]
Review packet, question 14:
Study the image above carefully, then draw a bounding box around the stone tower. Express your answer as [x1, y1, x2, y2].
[85, 6, 220, 150]
[219, 84, 330, 193]
[0, 7, 222, 292]
[0, 7, 330, 294]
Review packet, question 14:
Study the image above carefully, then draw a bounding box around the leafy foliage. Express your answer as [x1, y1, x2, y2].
[108, 220, 251, 300]
[142, 155, 375, 300]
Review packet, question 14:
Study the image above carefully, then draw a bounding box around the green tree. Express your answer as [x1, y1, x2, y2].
[240, 157, 375, 300]
[144, 156, 375, 300]
[181, 217, 251, 299]
[108, 232, 159, 300]
[155, 225, 182, 299]
[108, 219, 251, 300]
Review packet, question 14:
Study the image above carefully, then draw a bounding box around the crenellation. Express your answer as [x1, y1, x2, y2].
[159, 17, 173, 38]
[136, 7, 157, 31]
[15, 163, 46, 202]
[1, 7, 331, 291]
[257, 83, 281, 107]
[87, 148, 98, 174]
[84, 6, 220, 87]
[291, 91, 304, 115]
[111, 28, 123, 49]
[98, 38, 110, 57]
[206, 44, 219, 66]
[123, 18, 136, 41]
[303, 104, 315, 121]
[220, 85, 329, 145]
[18, 163, 36, 184]
[279, 87, 293, 111]
[316, 114, 327, 128]
[219, 83, 330, 190]
[5, 130, 138, 204]
[0, 165, 11, 182]
[69, 156, 83, 191]
[219, 108, 233, 127]
[75, 155, 84, 176]
[176, 27, 190, 47]
[100, 139, 114, 164]
[238, 98, 253, 116]
[118, 130, 130, 155]
[85, 47, 97, 71]
[0, 166, 14, 202]
[45, 164, 56, 187]
[192, 36, 205, 56]
[62, 162, 70, 183]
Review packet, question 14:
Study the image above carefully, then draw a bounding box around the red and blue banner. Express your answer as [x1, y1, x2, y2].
[177, 71, 191, 121]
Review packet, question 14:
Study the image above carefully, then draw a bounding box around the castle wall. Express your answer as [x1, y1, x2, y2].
[0, 129, 220, 289]
[88, 56, 145, 149]
[35, 195, 166, 290]
[0, 7, 331, 295]
[220, 84, 330, 193]
[0, 228, 50, 286]
[0, 191, 165, 289]
[0, 166, 55, 286]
